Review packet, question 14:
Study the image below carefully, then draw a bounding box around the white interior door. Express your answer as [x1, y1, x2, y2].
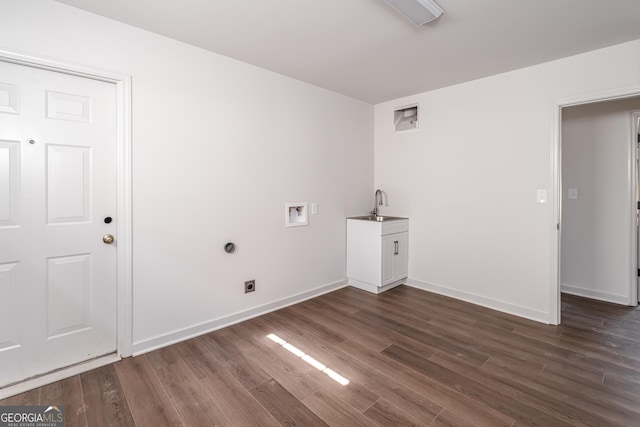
[0, 60, 117, 387]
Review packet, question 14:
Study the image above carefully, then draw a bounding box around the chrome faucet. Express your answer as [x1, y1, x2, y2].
[371, 189, 383, 216]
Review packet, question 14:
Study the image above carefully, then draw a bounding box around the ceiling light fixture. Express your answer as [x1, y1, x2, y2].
[383, 0, 444, 26]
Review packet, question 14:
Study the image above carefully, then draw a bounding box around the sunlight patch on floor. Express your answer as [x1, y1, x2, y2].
[266, 333, 349, 386]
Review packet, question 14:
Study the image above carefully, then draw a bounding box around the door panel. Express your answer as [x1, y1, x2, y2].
[0, 82, 18, 114]
[45, 91, 91, 123]
[0, 60, 117, 387]
[395, 233, 409, 279]
[381, 235, 396, 285]
[0, 262, 20, 351]
[47, 144, 91, 224]
[46, 254, 91, 338]
[0, 140, 19, 227]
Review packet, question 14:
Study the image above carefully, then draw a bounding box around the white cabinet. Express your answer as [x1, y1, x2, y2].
[347, 218, 408, 294]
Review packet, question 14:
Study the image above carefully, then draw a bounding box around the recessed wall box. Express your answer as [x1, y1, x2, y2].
[285, 202, 308, 227]
[394, 105, 418, 132]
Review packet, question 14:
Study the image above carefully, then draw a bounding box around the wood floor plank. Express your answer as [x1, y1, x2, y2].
[513, 322, 640, 373]
[383, 291, 480, 328]
[230, 321, 323, 400]
[271, 308, 346, 346]
[225, 352, 272, 390]
[355, 309, 490, 366]
[336, 339, 514, 427]
[199, 369, 280, 427]
[603, 372, 640, 398]
[303, 389, 373, 427]
[429, 409, 478, 427]
[198, 329, 243, 363]
[321, 346, 443, 424]
[389, 286, 534, 330]
[40, 375, 87, 427]
[318, 287, 380, 314]
[250, 378, 328, 426]
[80, 365, 135, 427]
[538, 357, 605, 388]
[173, 338, 228, 379]
[601, 317, 640, 339]
[481, 354, 640, 425]
[164, 379, 232, 427]
[429, 306, 625, 379]
[0, 387, 40, 406]
[288, 299, 393, 352]
[305, 365, 380, 413]
[145, 345, 198, 385]
[113, 356, 183, 427]
[285, 330, 442, 423]
[562, 294, 640, 323]
[561, 326, 640, 358]
[382, 344, 575, 427]
[251, 303, 386, 413]
[362, 397, 424, 427]
[300, 296, 442, 358]
[432, 349, 617, 427]
[260, 315, 383, 413]
[560, 310, 605, 329]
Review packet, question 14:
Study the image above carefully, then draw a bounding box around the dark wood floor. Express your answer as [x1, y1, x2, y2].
[2, 286, 640, 426]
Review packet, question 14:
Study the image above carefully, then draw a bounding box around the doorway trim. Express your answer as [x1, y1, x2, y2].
[632, 109, 640, 304]
[551, 85, 640, 325]
[0, 48, 133, 356]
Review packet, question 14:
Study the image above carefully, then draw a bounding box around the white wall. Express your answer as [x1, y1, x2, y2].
[561, 98, 640, 304]
[374, 39, 640, 322]
[0, 0, 373, 352]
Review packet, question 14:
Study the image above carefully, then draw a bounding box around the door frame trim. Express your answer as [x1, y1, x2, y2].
[629, 109, 640, 305]
[550, 85, 640, 325]
[632, 109, 640, 304]
[0, 47, 133, 357]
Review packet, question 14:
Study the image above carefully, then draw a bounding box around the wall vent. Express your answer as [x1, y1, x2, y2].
[394, 105, 418, 132]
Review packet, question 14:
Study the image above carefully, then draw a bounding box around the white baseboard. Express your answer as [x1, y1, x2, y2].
[405, 278, 551, 324]
[0, 353, 120, 400]
[132, 279, 348, 355]
[561, 283, 628, 305]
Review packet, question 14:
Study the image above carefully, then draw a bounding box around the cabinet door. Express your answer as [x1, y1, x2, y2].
[381, 234, 397, 285]
[395, 232, 409, 280]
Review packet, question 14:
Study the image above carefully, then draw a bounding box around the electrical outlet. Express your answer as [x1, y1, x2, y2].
[244, 280, 256, 293]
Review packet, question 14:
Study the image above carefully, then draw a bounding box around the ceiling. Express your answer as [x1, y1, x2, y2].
[54, 0, 640, 104]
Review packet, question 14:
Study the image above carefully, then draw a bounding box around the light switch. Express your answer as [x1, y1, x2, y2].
[537, 189, 548, 204]
[311, 202, 318, 215]
[568, 188, 578, 200]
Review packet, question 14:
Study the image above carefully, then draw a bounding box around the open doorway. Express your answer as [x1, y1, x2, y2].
[555, 95, 640, 324]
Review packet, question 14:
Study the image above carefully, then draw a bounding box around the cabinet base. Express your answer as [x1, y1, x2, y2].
[347, 278, 406, 294]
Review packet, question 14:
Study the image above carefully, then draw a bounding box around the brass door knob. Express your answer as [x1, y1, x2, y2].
[103, 234, 115, 244]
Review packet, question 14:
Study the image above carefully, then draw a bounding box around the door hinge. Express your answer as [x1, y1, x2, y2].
[557, 223, 560, 231]
[637, 268, 639, 277]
